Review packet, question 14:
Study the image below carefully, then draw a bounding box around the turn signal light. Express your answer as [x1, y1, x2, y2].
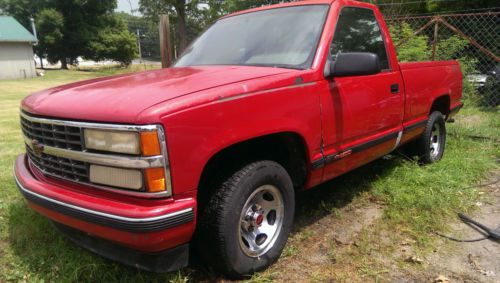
[145, 167, 166, 192]
[140, 131, 161, 156]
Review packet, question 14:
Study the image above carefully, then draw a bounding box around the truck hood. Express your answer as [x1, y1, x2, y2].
[22, 66, 293, 123]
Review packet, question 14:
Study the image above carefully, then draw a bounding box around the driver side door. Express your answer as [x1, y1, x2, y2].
[320, 6, 405, 180]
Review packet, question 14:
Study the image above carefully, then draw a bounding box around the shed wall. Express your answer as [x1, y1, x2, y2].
[0, 42, 36, 80]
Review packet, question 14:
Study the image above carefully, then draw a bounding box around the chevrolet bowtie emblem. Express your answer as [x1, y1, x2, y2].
[31, 139, 44, 156]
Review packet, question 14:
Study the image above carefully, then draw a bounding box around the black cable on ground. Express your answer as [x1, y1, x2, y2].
[434, 231, 490, 242]
[393, 150, 500, 242]
[434, 221, 500, 243]
[434, 178, 500, 243]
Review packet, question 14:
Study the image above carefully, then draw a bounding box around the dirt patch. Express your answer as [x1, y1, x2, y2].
[261, 200, 384, 282]
[251, 172, 500, 282]
[392, 173, 500, 283]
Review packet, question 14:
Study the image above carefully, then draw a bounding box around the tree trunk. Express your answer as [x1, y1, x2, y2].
[175, 0, 187, 53]
[61, 58, 68, 69]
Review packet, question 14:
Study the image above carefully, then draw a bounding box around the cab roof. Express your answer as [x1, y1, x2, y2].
[221, 0, 336, 19]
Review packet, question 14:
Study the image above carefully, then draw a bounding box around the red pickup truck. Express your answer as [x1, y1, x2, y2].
[14, 0, 463, 278]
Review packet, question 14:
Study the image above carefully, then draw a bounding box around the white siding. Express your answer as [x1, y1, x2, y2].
[0, 42, 36, 80]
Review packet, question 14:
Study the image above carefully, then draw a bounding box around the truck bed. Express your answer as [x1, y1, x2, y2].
[400, 60, 462, 122]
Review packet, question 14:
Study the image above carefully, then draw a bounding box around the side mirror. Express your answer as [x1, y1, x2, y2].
[324, 52, 381, 78]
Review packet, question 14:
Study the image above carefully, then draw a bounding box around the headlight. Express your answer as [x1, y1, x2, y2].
[83, 127, 169, 194]
[84, 129, 140, 154]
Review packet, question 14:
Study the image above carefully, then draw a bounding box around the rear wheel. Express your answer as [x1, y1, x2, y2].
[197, 161, 295, 279]
[416, 111, 446, 164]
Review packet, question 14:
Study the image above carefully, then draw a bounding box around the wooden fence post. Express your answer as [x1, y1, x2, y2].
[159, 14, 172, 68]
[432, 19, 439, 61]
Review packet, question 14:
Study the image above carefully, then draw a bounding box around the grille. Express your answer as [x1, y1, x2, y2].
[26, 145, 89, 182]
[21, 115, 84, 151]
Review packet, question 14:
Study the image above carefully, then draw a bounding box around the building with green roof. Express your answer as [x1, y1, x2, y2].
[0, 16, 38, 79]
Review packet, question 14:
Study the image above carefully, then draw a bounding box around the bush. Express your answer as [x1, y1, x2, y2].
[389, 23, 481, 104]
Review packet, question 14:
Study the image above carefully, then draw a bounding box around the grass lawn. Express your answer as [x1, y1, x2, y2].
[0, 67, 498, 282]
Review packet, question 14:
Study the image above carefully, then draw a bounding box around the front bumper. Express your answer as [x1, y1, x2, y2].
[14, 154, 196, 272]
[54, 222, 189, 273]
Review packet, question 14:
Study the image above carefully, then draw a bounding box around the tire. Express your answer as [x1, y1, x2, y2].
[416, 111, 446, 164]
[196, 161, 295, 279]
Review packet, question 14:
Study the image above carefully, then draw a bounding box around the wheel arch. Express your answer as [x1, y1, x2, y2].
[197, 132, 309, 204]
[429, 94, 451, 116]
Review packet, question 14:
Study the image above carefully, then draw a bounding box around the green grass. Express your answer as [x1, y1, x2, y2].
[372, 107, 499, 244]
[0, 67, 498, 282]
[0, 66, 190, 283]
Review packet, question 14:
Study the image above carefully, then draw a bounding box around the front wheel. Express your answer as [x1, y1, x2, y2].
[416, 111, 447, 164]
[197, 161, 295, 279]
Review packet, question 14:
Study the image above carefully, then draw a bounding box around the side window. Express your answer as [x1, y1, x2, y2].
[330, 7, 390, 70]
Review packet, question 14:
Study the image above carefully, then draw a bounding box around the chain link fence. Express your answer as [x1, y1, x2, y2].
[386, 11, 500, 107]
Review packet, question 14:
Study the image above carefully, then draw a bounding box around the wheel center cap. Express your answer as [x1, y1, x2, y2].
[246, 211, 264, 228]
[255, 214, 264, 226]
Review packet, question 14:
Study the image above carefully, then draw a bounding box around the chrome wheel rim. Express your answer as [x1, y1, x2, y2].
[429, 123, 441, 159]
[238, 185, 284, 257]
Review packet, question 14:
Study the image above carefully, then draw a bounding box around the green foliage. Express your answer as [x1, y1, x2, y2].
[117, 12, 160, 59]
[0, 0, 137, 68]
[0, 0, 42, 28]
[435, 35, 478, 100]
[88, 16, 138, 66]
[139, 0, 190, 52]
[138, 0, 294, 57]
[389, 23, 431, 62]
[429, 0, 499, 13]
[372, 107, 499, 244]
[35, 9, 64, 65]
[458, 57, 479, 101]
[435, 35, 469, 60]
[389, 23, 482, 103]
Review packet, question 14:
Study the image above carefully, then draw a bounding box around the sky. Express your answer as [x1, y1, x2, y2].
[116, 0, 140, 15]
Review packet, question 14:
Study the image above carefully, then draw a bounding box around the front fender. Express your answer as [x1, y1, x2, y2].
[161, 82, 323, 195]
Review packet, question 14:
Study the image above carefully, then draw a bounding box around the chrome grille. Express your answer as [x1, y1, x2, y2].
[26, 145, 89, 182]
[21, 114, 84, 151]
[20, 111, 171, 198]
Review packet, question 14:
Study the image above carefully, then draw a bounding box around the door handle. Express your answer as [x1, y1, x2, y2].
[391, 83, 400, 94]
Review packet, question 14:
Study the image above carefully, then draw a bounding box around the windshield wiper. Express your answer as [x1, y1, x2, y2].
[242, 63, 305, 70]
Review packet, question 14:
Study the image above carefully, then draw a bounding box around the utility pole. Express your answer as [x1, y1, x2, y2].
[30, 17, 43, 69]
[136, 29, 143, 63]
[159, 14, 172, 68]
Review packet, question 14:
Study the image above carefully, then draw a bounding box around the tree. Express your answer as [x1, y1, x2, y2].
[48, 0, 123, 68]
[35, 9, 64, 65]
[428, 0, 498, 13]
[138, 0, 294, 57]
[0, 0, 42, 28]
[139, 0, 189, 52]
[0, 0, 138, 68]
[117, 12, 160, 59]
[88, 15, 138, 66]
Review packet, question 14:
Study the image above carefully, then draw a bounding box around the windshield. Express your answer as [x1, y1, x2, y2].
[175, 5, 329, 70]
